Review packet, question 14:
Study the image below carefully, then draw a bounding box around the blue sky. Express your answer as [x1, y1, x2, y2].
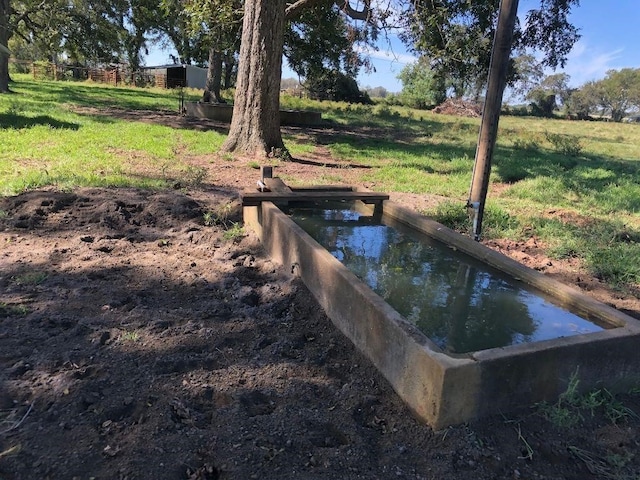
[148, 1, 640, 94]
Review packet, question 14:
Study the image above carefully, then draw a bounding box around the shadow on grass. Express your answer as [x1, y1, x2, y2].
[492, 145, 640, 213]
[0, 113, 79, 130]
[11, 79, 196, 112]
[288, 156, 372, 169]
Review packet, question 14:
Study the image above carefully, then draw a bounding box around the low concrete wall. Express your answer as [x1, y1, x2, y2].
[244, 199, 640, 428]
[185, 102, 322, 126]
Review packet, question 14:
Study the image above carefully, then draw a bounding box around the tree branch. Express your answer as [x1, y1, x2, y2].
[285, 0, 371, 21]
[285, 0, 329, 20]
[339, 0, 371, 21]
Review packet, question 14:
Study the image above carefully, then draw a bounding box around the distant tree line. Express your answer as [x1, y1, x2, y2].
[514, 67, 640, 122]
[394, 51, 640, 123]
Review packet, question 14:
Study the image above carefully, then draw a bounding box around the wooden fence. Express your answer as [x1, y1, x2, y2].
[9, 60, 165, 88]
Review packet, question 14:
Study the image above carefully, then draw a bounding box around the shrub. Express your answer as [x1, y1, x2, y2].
[545, 132, 583, 157]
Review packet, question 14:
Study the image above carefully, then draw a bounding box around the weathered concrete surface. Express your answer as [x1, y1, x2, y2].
[185, 102, 322, 126]
[244, 196, 640, 428]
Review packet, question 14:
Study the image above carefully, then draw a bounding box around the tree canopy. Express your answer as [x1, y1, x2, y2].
[284, 3, 370, 100]
[526, 72, 571, 117]
[565, 68, 640, 122]
[397, 57, 446, 109]
[400, 0, 580, 99]
[220, 0, 581, 156]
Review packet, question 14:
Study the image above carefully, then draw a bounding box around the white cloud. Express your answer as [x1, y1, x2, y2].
[354, 44, 417, 66]
[560, 40, 624, 86]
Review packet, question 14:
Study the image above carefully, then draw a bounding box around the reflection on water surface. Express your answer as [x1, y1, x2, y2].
[289, 206, 606, 354]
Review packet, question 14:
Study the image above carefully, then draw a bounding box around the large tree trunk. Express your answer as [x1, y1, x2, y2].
[202, 47, 225, 103]
[0, 0, 10, 93]
[221, 0, 286, 156]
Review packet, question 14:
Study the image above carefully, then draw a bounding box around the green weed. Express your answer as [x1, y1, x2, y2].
[222, 222, 245, 242]
[569, 445, 637, 479]
[0, 302, 29, 317]
[13, 272, 47, 286]
[538, 370, 637, 428]
[120, 331, 140, 342]
[179, 165, 208, 186]
[204, 202, 236, 228]
[512, 137, 541, 152]
[537, 370, 584, 427]
[545, 131, 583, 157]
[425, 201, 471, 232]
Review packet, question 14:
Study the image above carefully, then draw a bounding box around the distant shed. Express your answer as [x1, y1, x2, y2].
[141, 64, 207, 90]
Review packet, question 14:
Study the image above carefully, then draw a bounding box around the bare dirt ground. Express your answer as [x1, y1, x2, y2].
[1, 110, 640, 480]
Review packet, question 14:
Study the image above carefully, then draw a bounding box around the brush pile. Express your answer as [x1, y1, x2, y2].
[433, 98, 482, 117]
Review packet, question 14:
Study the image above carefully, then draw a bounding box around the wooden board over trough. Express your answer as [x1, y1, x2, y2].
[241, 190, 389, 206]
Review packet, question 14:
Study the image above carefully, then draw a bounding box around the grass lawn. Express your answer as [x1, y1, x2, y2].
[1, 75, 639, 291]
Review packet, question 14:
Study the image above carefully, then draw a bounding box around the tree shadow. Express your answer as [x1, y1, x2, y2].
[71, 106, 231, 135]
[19, 80, 191, 111]
[287, 156, 372, 169]
[491, 144, 640, 213]
[0, 113, 79, 130]
[0, 186, 437, 478]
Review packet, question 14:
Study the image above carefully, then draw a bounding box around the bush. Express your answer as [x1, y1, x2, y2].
[305, 70, 372, 104]
[545, 132, 583, 157]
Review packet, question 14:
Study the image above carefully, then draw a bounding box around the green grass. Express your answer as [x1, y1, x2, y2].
[0, 302, 29, 317]
[119, 330, 141, 342]
[222, 222, 245, 242]
[3, 77, 640, 291]
[0, 75, 221, 194]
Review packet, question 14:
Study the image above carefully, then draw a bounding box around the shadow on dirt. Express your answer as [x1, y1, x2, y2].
[0, 187, 440, 479]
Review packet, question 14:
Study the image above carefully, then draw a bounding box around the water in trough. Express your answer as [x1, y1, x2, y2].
[287, 204, 608, 354]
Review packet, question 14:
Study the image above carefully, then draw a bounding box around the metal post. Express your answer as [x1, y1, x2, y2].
[467, 0, 520, 241]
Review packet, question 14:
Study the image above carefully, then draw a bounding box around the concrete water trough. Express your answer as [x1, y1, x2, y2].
[242, 180, 640, 429]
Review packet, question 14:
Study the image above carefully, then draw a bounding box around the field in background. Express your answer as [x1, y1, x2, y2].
[1, 76, 639, 291]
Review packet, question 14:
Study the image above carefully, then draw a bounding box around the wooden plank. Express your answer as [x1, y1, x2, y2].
[291, 185, 354, 192]
[241, 191, 389, 206]
[264, 178, 291, 192]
